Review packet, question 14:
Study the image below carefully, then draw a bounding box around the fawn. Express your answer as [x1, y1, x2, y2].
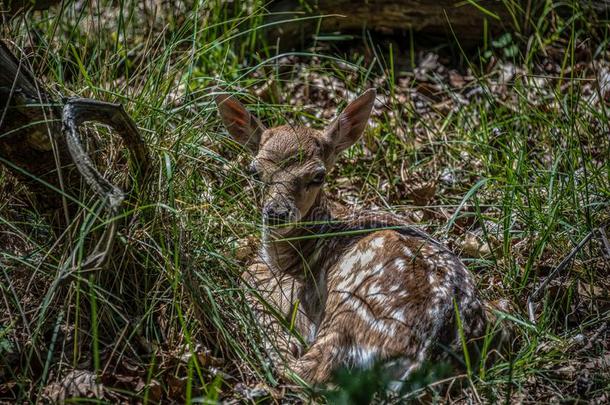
[216, 89, 496, 386]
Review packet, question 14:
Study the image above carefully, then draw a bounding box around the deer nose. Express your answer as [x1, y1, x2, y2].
[263, 204, 291, 224]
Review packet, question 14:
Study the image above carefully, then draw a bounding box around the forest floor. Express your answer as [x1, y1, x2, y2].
[1, 1, 609, 403]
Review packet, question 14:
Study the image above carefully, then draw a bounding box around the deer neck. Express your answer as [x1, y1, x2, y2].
[261, 190, 335, 282]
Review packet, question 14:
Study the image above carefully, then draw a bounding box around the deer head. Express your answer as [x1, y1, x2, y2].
[215, 89, 376, 229]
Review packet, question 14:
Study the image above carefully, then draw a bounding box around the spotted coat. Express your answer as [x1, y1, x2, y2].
[253, 204, 490, 385]
[216, 89, 498, 386]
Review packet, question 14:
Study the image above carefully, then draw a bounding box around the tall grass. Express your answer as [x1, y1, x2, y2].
[1, 0, 608, 402]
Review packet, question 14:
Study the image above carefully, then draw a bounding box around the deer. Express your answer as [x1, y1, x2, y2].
[215, 88, 501, 388]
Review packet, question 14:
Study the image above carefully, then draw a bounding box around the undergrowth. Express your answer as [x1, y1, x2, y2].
[1, 0, 609, 403]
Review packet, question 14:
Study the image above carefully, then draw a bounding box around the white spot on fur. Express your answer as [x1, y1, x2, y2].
[394, 258, 407, 271]
[347, 346, 379, 369]
[338, 248, 378, 278]
[368, 283, 382, 296]
[359, 249, 376, 267]
[391, 309, 406, 323]
[357, 306, 374, 324]
[432, 284, 450, 298]
[371, 320, 397, 337]
[388, 284, 401, 293]
[370, 236, 386, 249]
[396, 291, 409, 299]
[354, 271, 366, 287]
[350, 299, 376, 326]
[339, 254, 359, 276]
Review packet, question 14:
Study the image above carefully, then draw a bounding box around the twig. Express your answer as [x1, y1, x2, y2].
[62, 98, 150, 212]
[527, 230, 595, 323]
[598, 226, 610, 259]
[61, 98, 151, 270]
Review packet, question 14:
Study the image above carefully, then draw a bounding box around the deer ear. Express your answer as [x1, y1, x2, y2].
[215, 93, 265, 153]
[323, 88, 376, 154]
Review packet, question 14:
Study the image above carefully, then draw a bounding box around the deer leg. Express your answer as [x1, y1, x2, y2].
[289, 328, 344, 384]
[243, 262, 310, 376]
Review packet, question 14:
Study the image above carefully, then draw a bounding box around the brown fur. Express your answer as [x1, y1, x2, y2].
[217, 89, 498, 387]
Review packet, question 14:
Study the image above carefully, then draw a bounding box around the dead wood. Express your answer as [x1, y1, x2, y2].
[526, 227, 608, 323]
[59, 98, 151, 270]
[263, 0, 513, 49]
[62, 98, 151, 214]
[263, 0, 610, 50]
[1, 0, 61, 15]
[0, 40, 78, 224]
[0, 41, 151, 234]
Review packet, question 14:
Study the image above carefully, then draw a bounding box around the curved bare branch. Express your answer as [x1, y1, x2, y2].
[61, 98, 151, 214]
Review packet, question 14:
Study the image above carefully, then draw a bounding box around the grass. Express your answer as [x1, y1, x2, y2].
[1, 0, 609, 402]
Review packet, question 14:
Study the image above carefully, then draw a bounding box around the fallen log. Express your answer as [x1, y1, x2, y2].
[262, 0, 610, 50]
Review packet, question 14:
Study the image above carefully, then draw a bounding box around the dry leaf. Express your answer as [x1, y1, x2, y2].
[42, 370, 103, 402]
[460, 232, 492, 258]
[235, 236, 258, 261]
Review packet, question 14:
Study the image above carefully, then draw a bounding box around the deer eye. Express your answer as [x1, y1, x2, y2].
[309, 169, 326, 186]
